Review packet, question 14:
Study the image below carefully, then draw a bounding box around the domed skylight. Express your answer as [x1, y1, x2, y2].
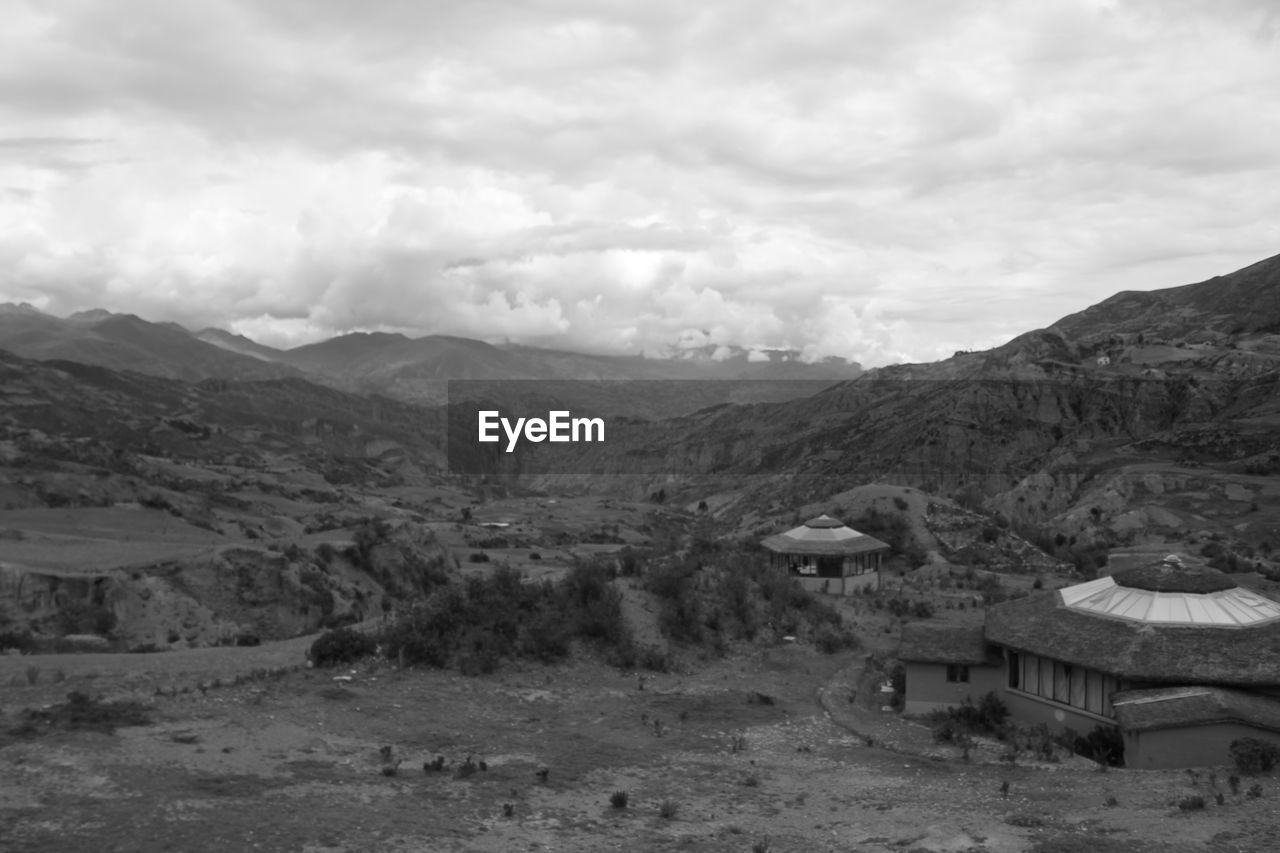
[1059, 556, 1280, 627]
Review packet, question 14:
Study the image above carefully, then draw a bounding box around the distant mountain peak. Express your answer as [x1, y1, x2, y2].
[194, 327, 283, 362]
[0, 301, 47, 316]
[67, 308, 118, 323]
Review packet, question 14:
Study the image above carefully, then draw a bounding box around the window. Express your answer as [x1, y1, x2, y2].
[1009, 651, 1115, 719]
[946, 664, 970, 683]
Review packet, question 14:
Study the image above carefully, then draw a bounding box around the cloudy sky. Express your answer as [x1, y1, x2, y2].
[3, 0, 1280, 366]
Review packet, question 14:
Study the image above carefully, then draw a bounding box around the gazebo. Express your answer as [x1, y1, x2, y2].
[760, 514, 891, 595]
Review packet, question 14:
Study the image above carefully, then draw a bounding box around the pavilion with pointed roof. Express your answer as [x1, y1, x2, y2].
[898, 554, 1280, 768]
[760, 514, 891, 595]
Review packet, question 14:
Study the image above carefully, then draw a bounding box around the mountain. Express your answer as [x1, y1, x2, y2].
[1051, 251, 1280, 343]
[194, 327, 287, 362]
[0, 308, 303, 382]
[271, 332, 860, 415]
[500, 253, 1280, 582]
[1, 305, 861, 415]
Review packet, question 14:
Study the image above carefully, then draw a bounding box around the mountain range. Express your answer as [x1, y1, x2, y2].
[4, 252, 1280, 536]
[0, 304, 863, 412]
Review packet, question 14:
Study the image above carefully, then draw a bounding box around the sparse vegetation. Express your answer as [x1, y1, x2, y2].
[1230, 737, 1280, 775]
[308, 626, 377, 667]
[929, 692, 1009, 744]
[11, 691, 151, 736]
[377, 563, 638, 674]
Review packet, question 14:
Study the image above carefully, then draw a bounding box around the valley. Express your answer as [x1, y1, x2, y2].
[3, 253, 1280, 851]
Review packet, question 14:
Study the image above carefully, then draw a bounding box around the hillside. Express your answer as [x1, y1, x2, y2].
[0, 309, 304, 382]
[501, 254, 1280, 582]
[1051, 251, 1280, 342]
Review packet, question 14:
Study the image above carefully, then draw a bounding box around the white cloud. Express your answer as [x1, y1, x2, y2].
[2, 0, 1280, 366]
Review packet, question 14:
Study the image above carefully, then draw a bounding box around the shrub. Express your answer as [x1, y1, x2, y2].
[0, 629, 36, 653]
[378, 563, 633, 673]
[1074, 724, 1125, 767]
[1177, 795, 1206, 811]
[1230, 737, 1280, 775]
[813, 622, 856, 654]
[468, 552, 490, 563]
[609, 790, 628, 809]
[930, 692, 1009, 743]
[309, 627, 377, 667]
[658, 799, 679, 819]
[638, 645, 671, 672]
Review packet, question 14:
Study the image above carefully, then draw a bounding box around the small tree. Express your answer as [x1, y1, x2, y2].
[1230, 737, 1280, 775]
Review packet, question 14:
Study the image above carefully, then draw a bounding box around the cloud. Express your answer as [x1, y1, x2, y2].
[2, 0, 1280, 366]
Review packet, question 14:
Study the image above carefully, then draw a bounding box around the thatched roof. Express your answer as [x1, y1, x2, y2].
[1110, 555, 1235, 593]
[760, 514, 891, 556]
[984, 589, 1280, 687]
[898, 623, 1001, 666]
[1112, 686, 1280, 734]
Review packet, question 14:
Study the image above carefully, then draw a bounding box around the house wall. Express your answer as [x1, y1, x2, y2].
[842, 572, 879, 593]
[797, 576, 835, 595]
[795, 571, 880, 596]
[998, 688, 1115, 736]
[903, 662, 1001, 715]
[1123, 724, 1280, 770]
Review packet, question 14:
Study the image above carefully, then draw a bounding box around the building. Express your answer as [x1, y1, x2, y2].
[898, 555, 1280, 768]
[898, 623, 1003, 715]
[760, 514, 890, 595]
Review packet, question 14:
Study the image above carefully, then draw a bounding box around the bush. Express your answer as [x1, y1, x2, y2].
[1074, 724, 1124, 767]
[309, 627, 377, 667]
[1230, 737, 1280, 775]
[930, 692, 1009, 742]
[1177, 795, 1205, 811]
[813, 622, 856, 654]
[378, 563, 633, 674]
[0, 629, 36, 653]
[609, 790, 628, 809]
[658, 799, 679, 819]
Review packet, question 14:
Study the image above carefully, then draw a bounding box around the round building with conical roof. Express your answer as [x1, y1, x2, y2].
[760, 514, 891, 595]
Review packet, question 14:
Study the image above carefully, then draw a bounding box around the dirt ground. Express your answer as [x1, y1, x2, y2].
[3, 643, 1277, 853]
